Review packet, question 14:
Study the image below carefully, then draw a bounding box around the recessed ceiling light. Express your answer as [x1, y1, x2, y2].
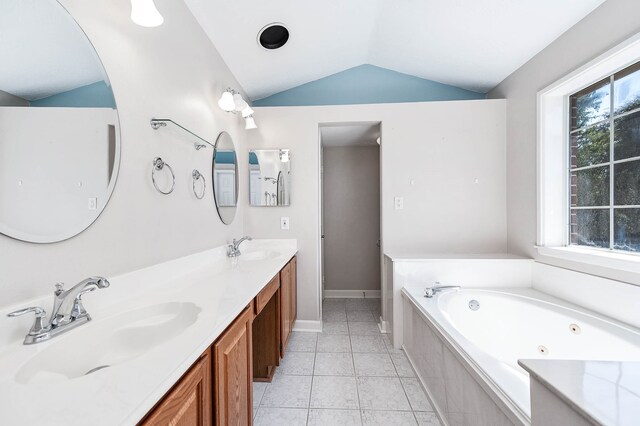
[258, 23, 289, 50]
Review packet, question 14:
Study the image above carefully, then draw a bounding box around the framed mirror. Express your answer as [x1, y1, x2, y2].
[212, 132, 238, 224]
[249, 149, 291, 206]
[0, 0, 120, 243]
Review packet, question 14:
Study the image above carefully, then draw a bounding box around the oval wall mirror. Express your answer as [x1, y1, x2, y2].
[0, 0, 121, 243]
[212, 132, 238, 225]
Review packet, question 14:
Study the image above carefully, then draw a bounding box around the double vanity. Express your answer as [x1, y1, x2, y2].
[0, 239, 297, 425]
[0, 2, 300, 425]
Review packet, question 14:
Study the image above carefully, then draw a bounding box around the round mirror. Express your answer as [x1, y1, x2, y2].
[212, 132, 238, 225]
[0, 0, 120, 243]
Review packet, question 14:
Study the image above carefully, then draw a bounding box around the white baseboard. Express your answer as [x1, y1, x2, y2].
[378, 317, 390, 334]
[292, 320, 322, 333]
[323, 289, 381, 299]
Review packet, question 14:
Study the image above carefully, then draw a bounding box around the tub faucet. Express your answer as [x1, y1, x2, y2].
[227, 236, 252, 257]
[424, 282, 460, 298]
[7, 276, 110, 345]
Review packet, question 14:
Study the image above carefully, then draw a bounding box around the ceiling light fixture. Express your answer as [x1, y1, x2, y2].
[245, 115, 257, 130]
[258, 23, 290, 50]
[130, 0, 164, 27]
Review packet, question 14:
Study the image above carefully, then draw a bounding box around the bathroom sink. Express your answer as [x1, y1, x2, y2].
[241, 250, 281, 261]
[15, 302, 201, 385]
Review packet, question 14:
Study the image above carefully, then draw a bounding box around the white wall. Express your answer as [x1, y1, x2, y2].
[323, 145, 380, 293]
[0, 0, 251, 307]
[245, 100, 508, 323]
[488, 0, 640, 285]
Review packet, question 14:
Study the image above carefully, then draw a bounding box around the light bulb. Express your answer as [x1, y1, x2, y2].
[131, 0, 164, 27]
[233, 94, 248, 112]
[245, 115, 257, 130]
[218, 91, 235, 112]
[241, 105, 254, 118]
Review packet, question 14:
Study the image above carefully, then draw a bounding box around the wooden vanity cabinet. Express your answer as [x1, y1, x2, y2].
[213, 303, 254, 426]
[140, 256, 297, 425]
[279, 256, 297, 357]
[253, 274, 281, 382]
[140, 348, 212, 426]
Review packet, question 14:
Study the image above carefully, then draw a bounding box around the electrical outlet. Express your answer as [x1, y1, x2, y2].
[88, 197, 97, 210]
[394, 197, 404, 210]
[281, 217, 290, 230]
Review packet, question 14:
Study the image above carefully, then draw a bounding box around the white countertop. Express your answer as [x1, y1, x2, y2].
[384, 252, 529, 261]
[519, 359, 640, 426]
[0, 239, 297, 425]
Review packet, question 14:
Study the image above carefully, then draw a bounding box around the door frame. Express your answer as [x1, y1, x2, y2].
[317, 122, 385, 329]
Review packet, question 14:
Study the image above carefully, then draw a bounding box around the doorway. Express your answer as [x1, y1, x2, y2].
[319, 122, 382, 308]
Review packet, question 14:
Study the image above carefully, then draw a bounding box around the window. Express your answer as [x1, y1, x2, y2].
[537, 34, 640, 272]
[569, 62, 640, 253]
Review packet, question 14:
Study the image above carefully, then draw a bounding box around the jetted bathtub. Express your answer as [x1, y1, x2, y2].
[401, 285, 640, 424]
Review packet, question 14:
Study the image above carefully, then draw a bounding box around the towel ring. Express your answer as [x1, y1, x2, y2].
[152, 157, 175, 195]
[192, 169, 206, 200]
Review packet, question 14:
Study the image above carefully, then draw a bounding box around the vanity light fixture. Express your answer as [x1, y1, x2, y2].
[130, 0, 164, 27]
[245, 115, 257, 130]
[219, 89, 257, 129]
[233, 93, 248, 112]
[241, 105, 254, 118]
[218, 90, 236, 112]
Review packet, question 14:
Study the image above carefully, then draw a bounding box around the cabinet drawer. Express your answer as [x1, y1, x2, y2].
[255, 274, 280, 315]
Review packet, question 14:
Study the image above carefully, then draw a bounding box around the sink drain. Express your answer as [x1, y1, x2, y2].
[569, 323, 581, 334]
[85, 365, 110, 376]
[537, 345, 549, 355]
[468, 300, 480, 311]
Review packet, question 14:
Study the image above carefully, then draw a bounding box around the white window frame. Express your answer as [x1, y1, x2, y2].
[537, 32, 640, 273]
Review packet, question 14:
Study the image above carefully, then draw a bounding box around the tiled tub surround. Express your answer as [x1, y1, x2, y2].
[401, 285, 640, 426]
[0, 239, 296, 425]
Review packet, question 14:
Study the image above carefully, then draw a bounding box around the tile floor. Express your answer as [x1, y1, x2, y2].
[252, 298, 442, 426]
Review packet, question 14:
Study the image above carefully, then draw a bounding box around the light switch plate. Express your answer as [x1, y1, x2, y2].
[281, 217, 290, 230]
[88, 197, 97, 210]
[394, 197, 404, 210]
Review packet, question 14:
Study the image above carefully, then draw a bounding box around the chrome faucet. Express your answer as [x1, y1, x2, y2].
[424, 282, 461, 298]
[51, 277, 110, 327]
[227, 236, 253, 257]
[7, 276, 110, 345]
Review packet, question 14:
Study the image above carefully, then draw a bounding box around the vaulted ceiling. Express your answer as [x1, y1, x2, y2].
[185, 0, 605, 102]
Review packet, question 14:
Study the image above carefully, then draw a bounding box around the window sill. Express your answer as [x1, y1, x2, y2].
[536, 246, 640, 274]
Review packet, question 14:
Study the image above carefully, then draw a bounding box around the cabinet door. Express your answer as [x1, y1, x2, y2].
[140, 349, 212, 426]
[214, 305, 254, 426]
[280, 262, 291, 356]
